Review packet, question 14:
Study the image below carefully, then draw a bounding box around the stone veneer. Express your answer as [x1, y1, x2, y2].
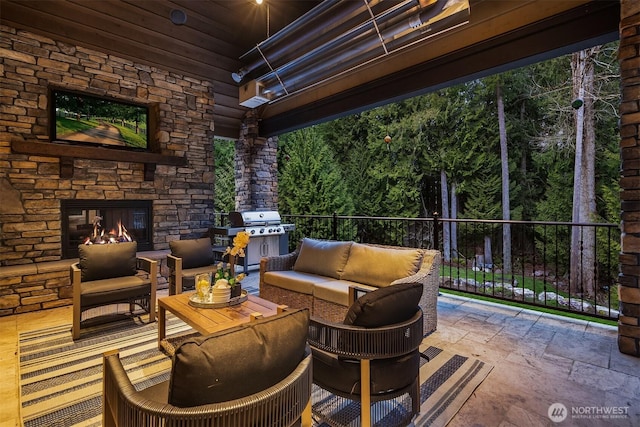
[619, 0, 640, 357]
[0, 25, 216, 314]
[235, 109, 278, 211]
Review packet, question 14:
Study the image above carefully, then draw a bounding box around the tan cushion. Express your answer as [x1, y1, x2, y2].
[313, 280, 376, 307]
[341, 244, 423, 288]
[420, 250, 437, 272]
[263, 270, 334, 295]
[293, 238, 352, 279]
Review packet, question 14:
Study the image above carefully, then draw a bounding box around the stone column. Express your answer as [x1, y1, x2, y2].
[619, 0, 640, 357]
[236, 110, 279, 211]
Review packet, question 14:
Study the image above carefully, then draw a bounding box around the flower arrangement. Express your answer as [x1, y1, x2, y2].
[214, 230, 250, 288]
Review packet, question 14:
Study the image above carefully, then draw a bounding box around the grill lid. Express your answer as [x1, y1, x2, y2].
[229, 211, 282, 227]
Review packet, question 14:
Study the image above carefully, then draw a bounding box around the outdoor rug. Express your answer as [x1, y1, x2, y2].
[19, 319, 492, 427]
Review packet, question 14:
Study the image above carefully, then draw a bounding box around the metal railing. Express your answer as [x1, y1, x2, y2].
[214, 213, 620, 320]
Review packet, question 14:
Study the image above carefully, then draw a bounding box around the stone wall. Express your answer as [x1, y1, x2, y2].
[619, 0, 640, 357]
[236, 109, 278, 211]
[0, 25, 215, 313]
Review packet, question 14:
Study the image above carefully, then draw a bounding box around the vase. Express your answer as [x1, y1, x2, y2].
[230, 283, 242, 298]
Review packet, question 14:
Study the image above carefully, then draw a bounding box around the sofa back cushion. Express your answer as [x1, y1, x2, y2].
[341, 243, 423, 287]
[344, 282, 423, 327]
[168, 308, 310, 407]
[78, 241, 137, 282]
[293, 238, 352, 279]
[169, 237, 214, 269]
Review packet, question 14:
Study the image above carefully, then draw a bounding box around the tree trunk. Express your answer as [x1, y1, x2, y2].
[440, 169, 451, 262]
[569, 47, 599, 297]
[497, 82, 512, 274]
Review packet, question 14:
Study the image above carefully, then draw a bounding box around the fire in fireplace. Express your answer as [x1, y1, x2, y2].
[61, 200, 153, 258]
[83, 216, 133, 245]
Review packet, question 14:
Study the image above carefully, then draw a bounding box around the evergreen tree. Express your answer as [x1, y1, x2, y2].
[278, 126, 354, 216]
[213, 139, 236, 214]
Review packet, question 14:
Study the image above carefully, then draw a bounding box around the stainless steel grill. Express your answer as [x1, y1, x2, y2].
[212, 211, 295, 270]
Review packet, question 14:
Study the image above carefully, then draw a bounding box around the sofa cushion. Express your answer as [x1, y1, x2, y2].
[78, 241, 137, 282]
[168, 308, 310, 407]
[263, 270, 333, 295]
[341, 243, 422, 288]
[313, 280, 377, 307]
[170, 237, 214, 269]
[343, 282, 423, 327]
[293, 238, 352, 279]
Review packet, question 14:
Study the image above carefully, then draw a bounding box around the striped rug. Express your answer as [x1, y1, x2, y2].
[19, 319, 491, 427]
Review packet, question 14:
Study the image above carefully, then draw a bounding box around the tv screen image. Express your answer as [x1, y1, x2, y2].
[51, 89, 149, 150]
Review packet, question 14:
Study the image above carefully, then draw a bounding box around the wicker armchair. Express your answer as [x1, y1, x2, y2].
[307, 282, 424, 427]
[103, 309, 313, 427]
[71, 241, 157, 340]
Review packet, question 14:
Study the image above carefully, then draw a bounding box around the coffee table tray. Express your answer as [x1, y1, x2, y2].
[188, 289, 248, 308]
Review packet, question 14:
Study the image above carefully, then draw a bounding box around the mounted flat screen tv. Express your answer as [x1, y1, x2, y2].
[49, 88, 149, 151]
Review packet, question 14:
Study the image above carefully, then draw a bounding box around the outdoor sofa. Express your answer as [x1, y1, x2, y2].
[259, 238, 441, 335]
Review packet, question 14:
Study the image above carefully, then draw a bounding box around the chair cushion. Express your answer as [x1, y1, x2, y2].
[80, 276, 150, 308]
[341, 243, 423, 287]
[170, 237, 214, 269]
[293, 238, 352, 279]
[78, 241, 137, 282]
[168, 308, 310, 407]
[343, 281, 423, 327]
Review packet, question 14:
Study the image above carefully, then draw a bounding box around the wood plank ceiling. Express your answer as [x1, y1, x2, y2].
[1, 0, 620, 139]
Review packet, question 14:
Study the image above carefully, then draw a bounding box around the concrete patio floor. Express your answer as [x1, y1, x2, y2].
[1, 270, 639, 426]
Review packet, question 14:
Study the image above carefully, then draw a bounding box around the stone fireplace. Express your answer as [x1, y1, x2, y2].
[60, 200, 153, 259]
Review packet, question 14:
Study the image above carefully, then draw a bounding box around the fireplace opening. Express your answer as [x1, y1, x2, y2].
[61, 200, 153, 259]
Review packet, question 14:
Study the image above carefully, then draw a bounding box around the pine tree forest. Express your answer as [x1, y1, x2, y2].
[216, 42, 621, 307]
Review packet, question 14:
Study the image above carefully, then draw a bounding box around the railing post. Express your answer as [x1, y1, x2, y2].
[332, 212, 338, 240]
[433, 212, 440, 251]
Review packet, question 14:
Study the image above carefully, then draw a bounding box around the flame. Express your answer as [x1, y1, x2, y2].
[83, 218, 134, 245]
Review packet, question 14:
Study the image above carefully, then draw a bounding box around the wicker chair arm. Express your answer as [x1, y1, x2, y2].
[307, 310, 423, 359]
[103, 347, 312, 426]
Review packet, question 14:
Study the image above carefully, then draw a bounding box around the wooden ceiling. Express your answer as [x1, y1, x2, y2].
[1, 0, 620, 139]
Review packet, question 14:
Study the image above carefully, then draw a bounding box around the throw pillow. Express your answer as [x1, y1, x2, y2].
[168, 308, 310, 407]
[343, 281, 423, 327]
[169, 237, 214, 269]
[293, 238, 352, 279]
[78, 241, 137, 282]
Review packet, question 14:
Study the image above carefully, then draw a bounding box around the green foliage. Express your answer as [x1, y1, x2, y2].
[214, 139, 236, 213]
[278, 127, 354, 216]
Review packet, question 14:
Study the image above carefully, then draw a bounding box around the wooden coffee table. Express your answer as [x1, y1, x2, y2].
[157, 292, 283, 350]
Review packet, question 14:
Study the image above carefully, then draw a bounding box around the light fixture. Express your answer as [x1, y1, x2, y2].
[232, 68, 247, 83]
[170, 9, 187, 25]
